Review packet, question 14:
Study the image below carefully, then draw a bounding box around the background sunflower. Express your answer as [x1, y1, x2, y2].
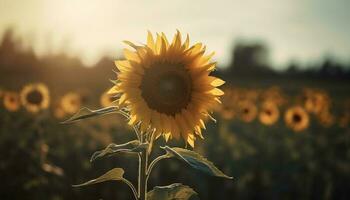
[20, 83, 50, 113]
[60, 92, 81, 115]
[238, 99, 258, 123]
[284, 106, 310, 132]
[3, 91, 20, 112]
[259, 101, 280, 126]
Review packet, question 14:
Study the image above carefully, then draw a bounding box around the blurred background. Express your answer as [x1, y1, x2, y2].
[0, 0, 349, 199]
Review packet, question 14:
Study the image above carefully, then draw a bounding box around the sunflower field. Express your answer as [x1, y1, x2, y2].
[1, 28, 350, 200]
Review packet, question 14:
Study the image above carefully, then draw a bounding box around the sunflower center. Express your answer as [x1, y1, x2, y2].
[293, 114, 302, 123]
[70, 99, 78, 106]
[265, 109, 272, 116]
[140, 62, 192, 116]
[27, 90, 43, 105]
[243, 108, 250, 114]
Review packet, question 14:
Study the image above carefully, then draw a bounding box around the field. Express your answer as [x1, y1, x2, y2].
[1, 29, 350, 200]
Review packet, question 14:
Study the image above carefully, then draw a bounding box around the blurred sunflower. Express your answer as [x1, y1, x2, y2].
[53, 105, 66, 119]
[20, 83, 50, 113]
[303, 89, 330, 115]
[216, 88, 236, 120]
[242, 89, 260, 101]
[3, 91, 20, 112]
[108, 31, 224, 147]
[261, 86, 287, 106]
[284, 106, 309, 132]
[317, 110, 335, 127]
[259, 101, 280, 126]
[100, 90, 117, 107]
[238, 100, 257, 123]
[60, 92, 81, 114]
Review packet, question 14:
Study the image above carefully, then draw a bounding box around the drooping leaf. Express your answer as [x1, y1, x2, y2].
[62, 106, 120, 124]
[147, 183, 199, 200]
[161, 146, 233, 179]
[90, 141, 148, 162]
[72, 168, 124, 187]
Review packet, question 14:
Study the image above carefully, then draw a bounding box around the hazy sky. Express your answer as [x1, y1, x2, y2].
[0, 0, 349, 69]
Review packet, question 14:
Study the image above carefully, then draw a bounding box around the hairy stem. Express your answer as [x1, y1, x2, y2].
[137, 129, 149, 200]
[146, 155, 168, 184]
[121, 178, 138, 200]
[138, 147, 148, 200]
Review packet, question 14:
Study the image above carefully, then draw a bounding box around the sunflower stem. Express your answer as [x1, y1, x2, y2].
[138, 130, 148, 200]
[121, 178, 138, 200]
[146, 155, 167, 184]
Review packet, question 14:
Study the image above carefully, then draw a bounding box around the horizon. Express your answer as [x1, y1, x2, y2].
[1, 0, 350, 69]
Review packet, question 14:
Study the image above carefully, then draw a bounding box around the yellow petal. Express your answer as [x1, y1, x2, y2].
[182, 34, 190, 50]
[119, 93, 127, 105]
[107, 86, 120, 94]
[194, 125, 204, 139]
[147, 31, 155, 51]
[187, 134, 195, 148]
[155, 33, 162, 54]
[124, 49, 140, 62]
[161, 32, 169, 47]
[199, 119, 206, 129]
[115, 60, 132, 72]
[128, 114, 138, 125]
[197, 51, 215, 66]
[170, 117, 180, 140]
[173, 30, 182, 50]
[210, 78, 225, 87]
[164, 132, 171, 142]
[123, 40, 140, 50]
[160, 37, 167, 56]
[209, 88, 224, 96]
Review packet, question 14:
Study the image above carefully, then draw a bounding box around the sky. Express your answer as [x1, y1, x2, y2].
[0, 0, 349, 69]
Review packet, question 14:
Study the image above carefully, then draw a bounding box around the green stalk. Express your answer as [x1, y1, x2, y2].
[138, 132, 148, 200]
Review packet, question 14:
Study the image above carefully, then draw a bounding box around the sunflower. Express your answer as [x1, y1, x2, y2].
[220, 105, 235, 120]
[20, 83, 50, 113]
[261, 86, 287, 106]
[317, 110, 335, 128]
[53, 105, 66, 119]
[3, 91, 20, 112]
[284, 106, 309, 132]
[108, 31, 224, 147]
[216, 88, 236, 120]
[259, 101, 280, 126]
[243, 89, 260, 101]
[303, 89, 330, 115]
[237, 100, 257, 123]
[60, 92, 81, 114]
[100, 90, 118, 107]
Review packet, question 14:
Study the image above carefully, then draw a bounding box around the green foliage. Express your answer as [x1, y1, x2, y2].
[73, 168, 124, 187]
[161, 146, 233, 179]
[147, 183, 199, 200]
[90, 140, 142, 162]
[62, 106, 120, 124]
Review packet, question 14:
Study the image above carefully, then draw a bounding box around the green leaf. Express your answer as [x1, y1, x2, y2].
[147, 183, 199, 200]
[62, 106, 120, 124]
[90, 140, 148, 162]
[161, 146, 233, 179]
[72, 168, 124, 187]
